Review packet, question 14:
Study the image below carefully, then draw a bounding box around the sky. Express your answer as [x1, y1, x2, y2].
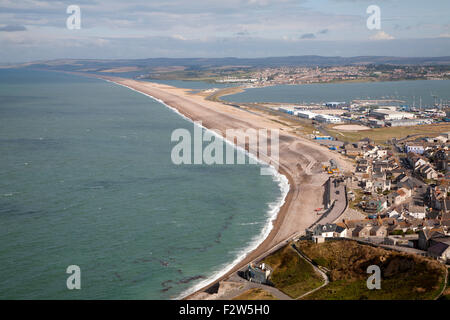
[0, 0, 449, 63]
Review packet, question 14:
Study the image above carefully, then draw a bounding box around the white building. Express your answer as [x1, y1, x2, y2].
[376, 149, 388, 158]
[406, 207, 426, 220]
[278, 107, 296, 115]
[312, 223, 347, 238]
[406, 145, 425, 154]
[371, 108, 416, 121]
[316, 114, 342, 123]
[295, 110, 319, 119]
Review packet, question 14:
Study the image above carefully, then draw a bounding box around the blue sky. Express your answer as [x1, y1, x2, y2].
[0, 0, 449, 62]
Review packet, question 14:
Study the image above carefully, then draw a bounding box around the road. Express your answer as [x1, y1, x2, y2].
[314, 178, 347, 226]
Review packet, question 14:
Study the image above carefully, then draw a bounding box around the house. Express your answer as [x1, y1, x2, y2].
[244, 264, 271, 284]
[356, 164, 370, 173]
[416, 164, 438, 180]
[418, 228, 447, 250]
[428, 186, 450, 211]
[396, 175, 427, 192]
[312, 223, 347, 238]
[427, 239, 450, 263]
[434, 149, 448, 171]
[363, 145, 379, 158]
[387, 209, 403, 219]
[406, 204, 426, 220]
[387, 188, 412, 206]
[352, 225, 372, 238]
[373, 161, 390, 173]
[390, 168, 406, 180]
[407, 155, 427, 170]
[373, 178, 391, 192]
[413, 158, 429, 171]
[370, 225, 388, 237]
[376, 149, 388, 158]
[363, 179, 373, 192]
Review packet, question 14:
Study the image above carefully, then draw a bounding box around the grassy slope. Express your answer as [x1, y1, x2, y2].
[297, 240, 446, 300]
[233, 288, 278, 300]
[439, 268, 450, 300]
[262, 245, 323, 299]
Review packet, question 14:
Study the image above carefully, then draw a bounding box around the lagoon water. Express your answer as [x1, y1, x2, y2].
[223, 80, 450, 106]
[0, 69, 283, 299]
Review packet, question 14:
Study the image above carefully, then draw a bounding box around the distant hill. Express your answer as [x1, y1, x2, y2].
[8, 55, 450, 71]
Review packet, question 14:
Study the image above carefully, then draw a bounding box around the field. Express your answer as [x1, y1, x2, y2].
[297, 240, 447, 300]
[333, 124, 371, 131]
[262, 245, 324, 299]
[326, 123, 450, 144]
[232, 288, 278, 300]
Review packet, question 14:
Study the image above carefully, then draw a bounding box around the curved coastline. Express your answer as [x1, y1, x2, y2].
[89, 75, 353, 301]
[103, 79, 291, 300]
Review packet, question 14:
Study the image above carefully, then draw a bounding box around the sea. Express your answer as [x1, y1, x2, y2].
[222, 79, 450, 106]
[0, 69, 286, 299]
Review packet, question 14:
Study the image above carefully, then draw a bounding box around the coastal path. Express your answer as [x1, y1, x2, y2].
[290, 244, 329, 299]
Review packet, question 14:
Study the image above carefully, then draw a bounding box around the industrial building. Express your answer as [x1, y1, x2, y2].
[370, 108, 416, 121]
[405, 145, 425, 154]
[278, 107, 342, 123]
[324, 102, 346, 108]
[388, 119, 433, 127]
[315, 114, 342, 123]
[278, 107, 295, 115]
[295, 110, 319, 119]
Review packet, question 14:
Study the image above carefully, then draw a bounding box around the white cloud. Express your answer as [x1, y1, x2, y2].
[370, 31, 395, 40]
[172, 34, 187, 41]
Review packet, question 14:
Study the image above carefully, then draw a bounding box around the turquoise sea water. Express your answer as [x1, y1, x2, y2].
[223, 80, 450, 106]
[0, 69, 283, 299]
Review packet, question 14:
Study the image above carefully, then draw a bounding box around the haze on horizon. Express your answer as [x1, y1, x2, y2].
[0, 0, 449, 63]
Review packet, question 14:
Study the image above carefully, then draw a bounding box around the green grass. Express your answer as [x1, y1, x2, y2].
[349, 189, 364, 211]
[438, 268, 450, 300]
[262, 245, 323, 299]
[297, 240, 446, 300]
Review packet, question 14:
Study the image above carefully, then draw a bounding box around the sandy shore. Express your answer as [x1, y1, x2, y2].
[96, 75, 354, 299]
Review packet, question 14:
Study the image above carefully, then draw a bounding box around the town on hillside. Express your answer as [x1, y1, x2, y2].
[305, 130, 450, 264]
